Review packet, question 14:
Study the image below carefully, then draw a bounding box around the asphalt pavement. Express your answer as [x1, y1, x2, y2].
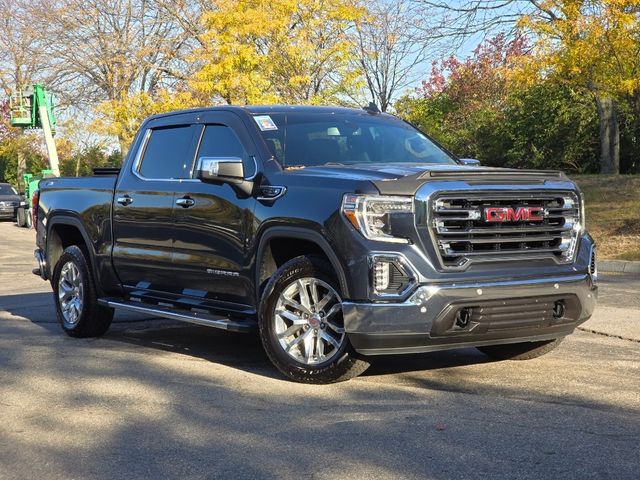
[0, 221, 638, 480]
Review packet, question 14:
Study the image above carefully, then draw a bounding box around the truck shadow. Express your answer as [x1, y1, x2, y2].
[0, 292, 493, 380]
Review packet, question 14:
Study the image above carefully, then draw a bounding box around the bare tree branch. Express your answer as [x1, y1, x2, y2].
[352, 0, 443, 111]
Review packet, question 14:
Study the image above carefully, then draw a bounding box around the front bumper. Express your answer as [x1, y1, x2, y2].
[344, 274, 597, 355]
[0, 208, 16, 218]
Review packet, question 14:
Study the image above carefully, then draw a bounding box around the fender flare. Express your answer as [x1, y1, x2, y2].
[255, 226, 350, 300]
[46, 214, 100, 283]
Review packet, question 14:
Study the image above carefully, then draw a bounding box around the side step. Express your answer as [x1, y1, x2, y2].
[98, 299, 256, 333]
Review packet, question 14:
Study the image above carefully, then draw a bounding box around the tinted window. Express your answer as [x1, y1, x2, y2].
[255, 113, 456, 167]
[139, 126, 194, 179]
[197, 125, 254, 177]
[0, 184, 18, 195]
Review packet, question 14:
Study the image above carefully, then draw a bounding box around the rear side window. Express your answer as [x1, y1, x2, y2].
[196, 125, 254, 177]
[138, 126, 194, 179]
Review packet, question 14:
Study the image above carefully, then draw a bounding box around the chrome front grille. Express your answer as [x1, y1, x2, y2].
[429, 192, 581, 268]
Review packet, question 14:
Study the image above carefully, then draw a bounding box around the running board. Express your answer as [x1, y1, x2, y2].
[98, 299, 255, 333]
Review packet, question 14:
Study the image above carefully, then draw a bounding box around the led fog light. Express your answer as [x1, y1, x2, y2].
[370, 254, 417, 299]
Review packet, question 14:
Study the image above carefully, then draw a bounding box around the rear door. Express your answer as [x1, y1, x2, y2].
[112, 118, 199, 296]
[170, 112, 258, 310]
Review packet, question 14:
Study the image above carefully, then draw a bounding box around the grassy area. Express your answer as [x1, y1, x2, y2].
[573, 175, 640, 261]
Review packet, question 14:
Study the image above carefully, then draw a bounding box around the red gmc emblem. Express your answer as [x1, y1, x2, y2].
[484, 206, 544, 222]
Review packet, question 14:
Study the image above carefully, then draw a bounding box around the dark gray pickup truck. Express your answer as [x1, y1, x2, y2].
[33, 105, 598, 383]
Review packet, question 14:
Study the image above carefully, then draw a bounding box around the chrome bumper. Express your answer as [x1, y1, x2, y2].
[343, 274, 597, 355]
[33, 248, 48, 280]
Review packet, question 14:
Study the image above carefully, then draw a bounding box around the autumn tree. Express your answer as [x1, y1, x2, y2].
[399, 34, 529, 156]
[515, 0, 640, 174]
[396, 34, 600, 172]
[0, 102, 48, 185]
[418, 0, 640, 173]
[0, 0, 51, 92]
[37, 0, 195, 102]
[0, 0, 53, 188]
[192, 0, 364, 105]
[25, 0, 197, 152]
[92, 89, 204, 151]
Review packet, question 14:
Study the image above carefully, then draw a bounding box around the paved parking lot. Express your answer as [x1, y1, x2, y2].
[0, 221, 638, 480]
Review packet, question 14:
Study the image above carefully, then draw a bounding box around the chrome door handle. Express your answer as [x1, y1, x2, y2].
[175, 197, 195, 208]
[117, 195, 133, 206]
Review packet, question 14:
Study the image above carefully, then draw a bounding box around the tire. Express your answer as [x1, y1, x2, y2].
[25, 208, 32, 229]
[16, 207, 26, 227]
[259, 255, 370, 383]
[477, 338, 563, 360]
[52, 245, 114, 338]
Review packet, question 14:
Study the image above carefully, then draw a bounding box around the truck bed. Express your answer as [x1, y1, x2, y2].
[38, 175, 117, 223]
[37, 175, 119, 288]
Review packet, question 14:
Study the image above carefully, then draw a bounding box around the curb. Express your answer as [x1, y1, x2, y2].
[599, 260, 640, 274]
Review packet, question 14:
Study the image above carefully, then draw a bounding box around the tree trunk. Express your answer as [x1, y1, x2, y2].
[594, 96, 620, 174]
[16, 150, 26, 191]
[118, 136, 129, 159]
[631, 93, 640, 173]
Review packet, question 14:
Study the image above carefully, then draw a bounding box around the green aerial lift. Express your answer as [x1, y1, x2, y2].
[9, 84, 59, 228]
[9, 84, 59, 176]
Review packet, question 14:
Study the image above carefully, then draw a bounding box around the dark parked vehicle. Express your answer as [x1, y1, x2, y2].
[33, 105, 598, 383]
[0, 183, 22, 221]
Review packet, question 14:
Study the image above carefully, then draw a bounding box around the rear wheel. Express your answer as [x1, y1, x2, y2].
[259, 255, 370, 383]
[477, 338, 563, 360]
[52, 245, 114, 337]
[16, 207, 26, 227]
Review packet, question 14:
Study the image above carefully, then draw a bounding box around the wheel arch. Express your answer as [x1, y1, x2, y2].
[46, 214, 98, 284]
[255, 227, 350, 301]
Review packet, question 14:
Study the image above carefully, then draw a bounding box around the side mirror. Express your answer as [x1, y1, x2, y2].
[196, 156, 255, 197]
[459, 158, 481, 166]
[197, 157, 245, 183]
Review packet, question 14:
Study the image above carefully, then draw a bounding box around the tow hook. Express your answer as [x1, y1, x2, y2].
[455, 308, 472, 329]
[553, 300, 566, 319]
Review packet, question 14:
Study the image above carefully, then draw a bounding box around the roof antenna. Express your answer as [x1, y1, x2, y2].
[363, 102, 380, 114]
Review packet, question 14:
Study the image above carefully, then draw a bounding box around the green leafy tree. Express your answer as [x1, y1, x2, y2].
[396, 35, 600, 173]
[59, 146, 122, 177]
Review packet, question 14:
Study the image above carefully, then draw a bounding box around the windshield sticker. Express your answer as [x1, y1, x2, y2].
[254, 115, 278, 131]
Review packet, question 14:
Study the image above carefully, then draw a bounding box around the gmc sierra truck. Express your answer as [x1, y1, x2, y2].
[33, 105, 598, 383]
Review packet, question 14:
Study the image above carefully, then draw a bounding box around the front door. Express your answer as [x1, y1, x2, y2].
[171, 114, 258, 311]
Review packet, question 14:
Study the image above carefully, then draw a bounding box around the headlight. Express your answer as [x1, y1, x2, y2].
[341, 194, 414, 243]
[558, 194, 582, 262]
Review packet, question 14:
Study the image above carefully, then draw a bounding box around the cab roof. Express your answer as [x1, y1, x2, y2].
[146, 104, 392, 121]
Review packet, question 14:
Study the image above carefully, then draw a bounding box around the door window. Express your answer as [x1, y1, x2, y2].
[196, 125, 254, 177]
[138, 126, 194, 179]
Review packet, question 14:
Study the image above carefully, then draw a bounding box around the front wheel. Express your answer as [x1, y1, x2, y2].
[52, 245, 114, 337]
[259, 255, 370, 383]
[477, 338, 563, 360]
[25, 208, 32, 228]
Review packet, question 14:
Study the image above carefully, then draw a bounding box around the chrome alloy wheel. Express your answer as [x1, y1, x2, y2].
[58, 261, 84, 325]
[273, 277, 346, 365]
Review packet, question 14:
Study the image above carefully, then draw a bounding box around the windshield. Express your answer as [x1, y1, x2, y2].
[0, 184, 18, 195]
[253, 112, 457, 167]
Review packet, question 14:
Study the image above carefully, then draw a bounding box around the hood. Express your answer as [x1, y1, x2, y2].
[0, 194, 21, 203]
[283, 163, 568, 195]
